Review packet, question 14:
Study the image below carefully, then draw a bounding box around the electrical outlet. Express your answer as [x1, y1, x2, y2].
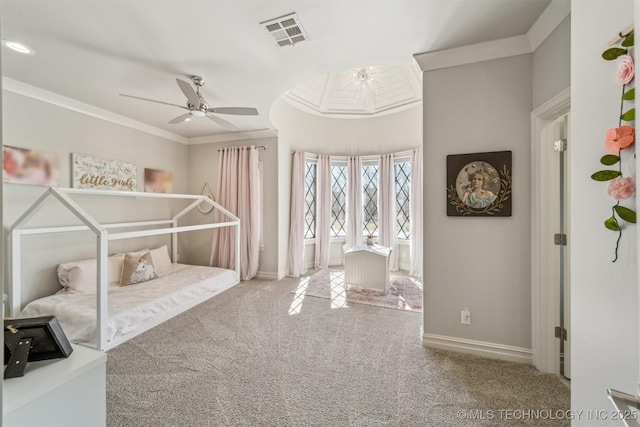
[461, 310, 471, 325]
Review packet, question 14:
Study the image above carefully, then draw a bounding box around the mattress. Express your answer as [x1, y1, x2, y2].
[20, 264, 238, 346]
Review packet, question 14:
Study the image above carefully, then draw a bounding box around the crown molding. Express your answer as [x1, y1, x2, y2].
[526, 0, 570, 51]
[188, 129, 278, 145]
[2, 77, 188, 145]
[413, 0, 570, 73]
[3, 77, 278, 146]
[413, 35, 531, 72]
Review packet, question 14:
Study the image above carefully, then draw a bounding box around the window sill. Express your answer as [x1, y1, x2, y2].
[305, 237, 409, 246]
[303, 238, 349, 245]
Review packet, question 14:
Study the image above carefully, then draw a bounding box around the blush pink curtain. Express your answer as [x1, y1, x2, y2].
[287, 151, 306, 277]
[378, 153, 398, 270]
[409, 148, 423, 278]
[346, 156, 363, 247]
[210, 146, 260, 280]
[314, 155, 332, 269]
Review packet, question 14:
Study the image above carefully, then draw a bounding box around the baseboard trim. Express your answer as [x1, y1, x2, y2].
[304, 259, 343, 269]
[255, 271, 280, 280]
[422, 333, 533, 364]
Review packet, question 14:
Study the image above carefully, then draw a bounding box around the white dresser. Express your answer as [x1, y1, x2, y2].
[3, 345, 107, 427]
[344, 244, 391, 291]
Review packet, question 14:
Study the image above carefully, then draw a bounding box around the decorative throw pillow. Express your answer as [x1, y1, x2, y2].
[149, 245, 172, 275]
[57, 254, 125, 293]
[120, 251, 158, 286]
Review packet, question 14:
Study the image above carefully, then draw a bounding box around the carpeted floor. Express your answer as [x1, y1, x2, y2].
[107, 273, 570, 426]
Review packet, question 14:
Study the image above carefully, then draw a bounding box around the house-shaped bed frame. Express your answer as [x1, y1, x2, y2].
[9, 188, 240, 351]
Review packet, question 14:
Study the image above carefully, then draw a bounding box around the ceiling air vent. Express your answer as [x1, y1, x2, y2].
[260, 12, 309, 47]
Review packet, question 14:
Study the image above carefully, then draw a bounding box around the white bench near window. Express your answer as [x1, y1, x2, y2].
[343, 244, 391, 292]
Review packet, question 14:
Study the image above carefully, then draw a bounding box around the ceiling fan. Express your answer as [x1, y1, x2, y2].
[120, 76, 258, 131]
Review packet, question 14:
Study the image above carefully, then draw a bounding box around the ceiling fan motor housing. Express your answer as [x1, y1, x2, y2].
[191, 76, 205, 87]
[188, 76, 208, 110]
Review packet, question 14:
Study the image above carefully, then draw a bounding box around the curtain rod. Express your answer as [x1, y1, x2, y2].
[608, 24, 634, 46]
[291, 148, 419, 157]
[218, 145, 266, 152]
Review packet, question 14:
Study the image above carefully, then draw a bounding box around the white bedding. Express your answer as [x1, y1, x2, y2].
[20, 264, 238, 346]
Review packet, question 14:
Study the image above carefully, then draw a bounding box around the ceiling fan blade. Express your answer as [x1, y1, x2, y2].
[169, 113, 193, 124]
[120, 93, 188, 110]
[176, 78, 201, 107]
[206, 113, 239, 131]
[208, 107, 259, 116]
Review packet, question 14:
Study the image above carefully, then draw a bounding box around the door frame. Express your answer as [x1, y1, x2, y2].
[531, 88, 570, 374]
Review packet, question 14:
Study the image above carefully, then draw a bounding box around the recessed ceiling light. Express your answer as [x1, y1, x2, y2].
[2, 40, 35, 55]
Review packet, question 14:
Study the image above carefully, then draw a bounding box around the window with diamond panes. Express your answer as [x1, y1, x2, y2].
[362, 164, 379, 237]
[304, 162, 316, 239]
[330, 165, 347, 237]
[395, 161, 411, 239]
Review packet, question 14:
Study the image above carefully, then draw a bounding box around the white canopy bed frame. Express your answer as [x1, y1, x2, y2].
[9, 187, 240, 351]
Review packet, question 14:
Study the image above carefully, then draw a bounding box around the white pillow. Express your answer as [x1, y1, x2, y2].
[149, 245, 172, 275]
[57, 254, 125, 294]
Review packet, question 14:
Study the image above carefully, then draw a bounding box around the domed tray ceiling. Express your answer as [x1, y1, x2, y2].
[282, 64, 422, 118]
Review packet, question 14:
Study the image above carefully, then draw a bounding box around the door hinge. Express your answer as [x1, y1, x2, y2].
[554, 139, 567, 152]
[554, 326, 568, 341]
[554, 233, 567, 246]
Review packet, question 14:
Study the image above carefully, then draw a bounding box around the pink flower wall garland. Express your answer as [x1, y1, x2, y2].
[608, 176, 636, 200]
[592, 31, 637, 262]
[604, 125, 634, 154]
[615, 54, 635, 85]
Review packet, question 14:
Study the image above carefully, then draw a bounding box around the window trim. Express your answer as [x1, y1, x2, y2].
[303, 161, 317, 239]
[298, 150, 416, 244]
[362, 163, 379, 237]
[394, 160, 411, 240]
[329, 163, 347, 238]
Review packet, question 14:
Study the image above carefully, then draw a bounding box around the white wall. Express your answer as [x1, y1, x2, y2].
[271, 98, 421, 155]
[271, 98, 422, 271]
[422, 54, 533, 350]
[184, 137, 279, 277]
[571, 1, 639, 423]
[532, 16, 571, 110]
[3, 90, 189, 306]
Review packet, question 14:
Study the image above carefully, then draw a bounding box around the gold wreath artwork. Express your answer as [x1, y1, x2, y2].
[447, 165, 512, 216]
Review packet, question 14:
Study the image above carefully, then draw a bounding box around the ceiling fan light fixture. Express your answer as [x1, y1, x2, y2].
[190, 110, 206, 117]
[2, 40, 35, 55]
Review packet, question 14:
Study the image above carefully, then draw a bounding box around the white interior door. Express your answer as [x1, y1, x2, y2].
[551, 113, 571, 379]
[561, 113, 571, 379]
[531, 88, 571, 376]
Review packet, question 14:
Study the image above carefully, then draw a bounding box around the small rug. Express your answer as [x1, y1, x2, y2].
[291, 269, 422, 313]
